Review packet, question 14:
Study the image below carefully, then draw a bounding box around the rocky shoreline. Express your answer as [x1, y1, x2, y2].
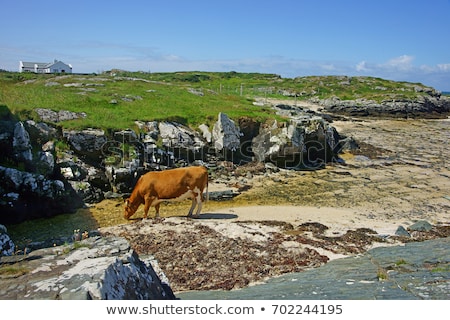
[1, 215, 447, 299]
[100, 218, 449, 293]
[1, 92, 450, 299]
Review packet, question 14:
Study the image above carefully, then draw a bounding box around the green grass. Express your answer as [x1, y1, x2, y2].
[0, 265, 30, 277]
[0, 71, 280, 131]
[0, 70, 436, 132]
[395, 259, 408, 266]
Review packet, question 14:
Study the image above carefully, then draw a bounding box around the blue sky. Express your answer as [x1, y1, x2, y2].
[1, 0, 450, 90]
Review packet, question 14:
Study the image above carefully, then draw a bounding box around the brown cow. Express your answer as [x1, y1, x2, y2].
[124, 166, 208, 219]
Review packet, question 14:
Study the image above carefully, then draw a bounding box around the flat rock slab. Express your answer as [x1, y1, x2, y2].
[0, 236, 174, 300]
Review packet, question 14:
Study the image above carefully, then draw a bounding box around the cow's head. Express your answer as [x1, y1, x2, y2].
[123, 199, 136, 220]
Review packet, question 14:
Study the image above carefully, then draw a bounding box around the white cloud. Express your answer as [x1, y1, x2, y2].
[437, 63, 450, 72]
[320, 64, 337, 71]
[384, 54, 414, 71]
[163, 54, 183, 61]
[356, 60, 370, 72]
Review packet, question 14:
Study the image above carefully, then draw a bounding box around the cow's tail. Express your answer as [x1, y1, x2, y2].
[205, 178, 209, 202]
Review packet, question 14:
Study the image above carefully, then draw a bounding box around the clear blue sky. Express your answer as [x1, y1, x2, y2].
[1, 0, 449, 90]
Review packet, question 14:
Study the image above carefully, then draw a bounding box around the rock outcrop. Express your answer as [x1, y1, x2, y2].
[319, 95, 450, 118]
[12, 122, 33, 164]
[0, 166, 83, 224]
[213, 112, 242, 153]
[0, 236, 175, 300]
[63, 128, 107, 162]
[35, 108, 87, 123]
[252, 105, 340, 169]
[1, 105, 345, 223]
[0, 224, 14, 256]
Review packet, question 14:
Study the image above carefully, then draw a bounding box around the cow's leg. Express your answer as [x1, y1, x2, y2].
[187, 198, 196, 217]
[195, 199, 203, 217]
[155, 203, 160, 218]
[143, 196, 154, 219]
[191, 191, 203, 218]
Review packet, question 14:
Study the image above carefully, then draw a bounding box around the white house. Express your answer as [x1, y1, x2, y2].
[19, 59, 72, 73]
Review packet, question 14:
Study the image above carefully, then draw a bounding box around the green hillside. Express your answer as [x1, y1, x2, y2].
[0, 70, 437, 131]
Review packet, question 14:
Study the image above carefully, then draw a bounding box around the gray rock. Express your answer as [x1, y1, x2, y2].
[63, 128, 107, 161]
[320, 95, 450, 118]
[114, 129, 138, 143]
[35, 108, 86, 122]
[58, 110, 87, 122]
[44, 81, 60, 87]
[0, 236, 175, 300]
[68, 181, 104, 203]
[42, 140, 55, 152]
[212, 112, 242, 152]
[35, 151, 55, 176]
[408, 220, 433, 232]
[0, 166, 82, 224]
[24, 120, 58, 143]
[34, 108, 58, 122]
[0, 224, 15, 256]
[136, 120, 159, 140]
[252, 115, 338, 169]
[0, 121, 13, 147]
[12, 122, 32, 162]
[105, 166, 138, 194]
[395, 225, 411, 237]
[188, 88, 204, 96]
[198, 124, 212, 143]
[59, 164, 83, 180]
[158, 121, 205, 150]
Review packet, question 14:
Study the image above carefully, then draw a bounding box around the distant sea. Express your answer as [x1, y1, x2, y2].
[443, 91, 450, 96]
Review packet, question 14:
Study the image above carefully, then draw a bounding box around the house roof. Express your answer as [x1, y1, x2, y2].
[20, 61, 48, 68]
[20, 60, 72, 69]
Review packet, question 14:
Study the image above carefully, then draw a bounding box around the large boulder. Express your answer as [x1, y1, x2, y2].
[58, 152, 110, 203]
[198, 124, 212, 143]
[63, 128, 108, 162]
[158, 121, 206, 150]
[0, 166, 83, 224]
[12, 122, 33, 163]
[252, 115, 339, 169]
[0, 236, 175, 300]
[134, 120, 208, 167]
[24, 120, 58, 144]
[213, 113, 242, 152]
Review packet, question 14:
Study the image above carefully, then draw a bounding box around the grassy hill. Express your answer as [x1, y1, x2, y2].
[0, 70, 438, 131]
